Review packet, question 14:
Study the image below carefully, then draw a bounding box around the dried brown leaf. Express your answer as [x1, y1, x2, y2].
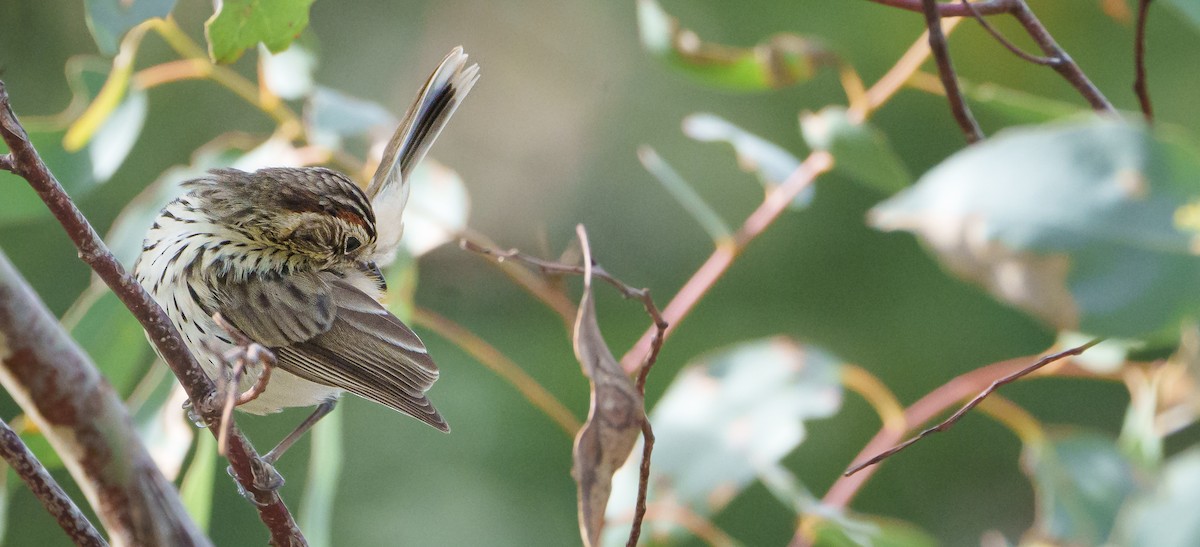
[570, 226, 645, 547]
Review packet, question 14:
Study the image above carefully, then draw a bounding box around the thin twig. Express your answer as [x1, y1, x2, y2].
[0, 418, 107, 547]
[1008, 2, 1114, 112]
[626, 420, 656, 547]
[858, 18, 964, 117]
[921, 0, 984, 143]
[0, 80, 305, 545]
[959, 0, 1059, 65]
[619, 151, 834, 374]
[459, 229, 577, 324]
[843, 338, 1101, 476]
[869, 0, 1013, 16]
[412, 307, 581, 436]
[1134, 0, 1154, 121]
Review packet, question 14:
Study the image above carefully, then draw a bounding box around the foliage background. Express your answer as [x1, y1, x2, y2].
[0, 0, 1197, 545]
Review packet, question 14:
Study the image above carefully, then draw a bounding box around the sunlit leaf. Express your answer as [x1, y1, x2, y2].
[261, 42, 317, 100]
[205, 0, 316, 64]
[65, 22, 151, 153]
[1113, 446, 1200, 546]
[299, 406, 344, 547]
[1023, 432, 1137, 545]
[604, 337, 843, 545]
[392, 160, 470, 260]
[572, 229, 644, 547]
[179, 431, 217, 532]
[870, 117, 1200, 345]
[683, 113, 812, 208]
[636, 0, 828, 91]
[84, 0, 175, 56]
[88, 88, 147, 181]
[800, 106, 910, 195]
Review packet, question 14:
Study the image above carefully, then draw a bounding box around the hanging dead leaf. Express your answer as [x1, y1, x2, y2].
[570, 225, 645, 547]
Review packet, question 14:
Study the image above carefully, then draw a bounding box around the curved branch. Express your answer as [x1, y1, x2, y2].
[1134, 0, 1154, 121]
[0, 80, 306, 545]
[0, 418, 106, 546]
[0, 251, 205, 546]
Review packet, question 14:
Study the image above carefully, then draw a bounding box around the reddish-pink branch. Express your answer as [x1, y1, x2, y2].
[619, 151, 834, 373]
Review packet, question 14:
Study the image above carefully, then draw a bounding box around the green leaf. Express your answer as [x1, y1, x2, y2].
[179, 432, 217, 532]
[870, 117, 1200, 345]
[84, 0, 175, 56]
[205, 0, 316, 64]
[636, 0, 827, 91]
[683, 113, 812, 208]
[603, 338, 843, 545]
[1113, 446, 1200, 547]
[299, 406, 343, 547]
[800, 106, 911, 195]
[961, 82, 1084, 125]
[1023, 432, 1137, 545]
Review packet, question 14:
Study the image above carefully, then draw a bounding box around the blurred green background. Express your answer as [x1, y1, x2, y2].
[1, 1, 1198, 545]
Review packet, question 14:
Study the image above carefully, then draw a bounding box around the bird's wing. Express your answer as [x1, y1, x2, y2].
[213, 271, 447, 431]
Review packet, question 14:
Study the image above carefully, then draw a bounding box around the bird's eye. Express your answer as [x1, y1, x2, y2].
[344, 236, 362, 254]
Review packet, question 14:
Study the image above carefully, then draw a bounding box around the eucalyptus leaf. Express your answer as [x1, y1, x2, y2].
[1114, 446, 1200, 547]
[800, 106, 910, 195]
[205, 0, 316, 63]
[871, 117, 1200, 344]
[636, 0, 828, 91]
[1023, 432, 1137, 545]
[89, 88, 147, 182]
[603, 338, 843, 545]
[84, 0, 175, 55]
[683, 113, 812, 208]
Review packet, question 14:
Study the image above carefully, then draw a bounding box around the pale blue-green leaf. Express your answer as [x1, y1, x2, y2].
[1023, 432, 1136, 545]
[299, 406, 343, 547]
[261, 43, 317, 100]
[1165, 0, 1200, 32]
[304, 86, 395, 150]
[84, 0, 176, 55]
[638, 146, 732, 243]
[683, 113, 811, 208]
[89, 88, 147, 182]
[871, 117, 1200, 345]
[801, 106, 910, 195]
[1113, 446, 1200, 547]
[179, 432, 217, 532]
[603, 338, 843, 545]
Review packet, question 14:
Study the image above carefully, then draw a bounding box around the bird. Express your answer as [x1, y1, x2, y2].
[134, 47, 479, 487]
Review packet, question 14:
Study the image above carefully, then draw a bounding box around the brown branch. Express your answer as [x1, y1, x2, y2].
[1134, 0, 1154, 121]
[0, 80, 305, 546]
[922, 0, 983, 143]
[1008, 2, 1114, 111]
[843, 339, 1100, 475]
[620, 151, 834, 373]
[872, 0, 1115, 112]
[0, 251, 207, 545]
[959, 0, 1058, 65]
[626, 420, 656, 547]
[869, 0, 1014, 16]
[0, 418, 106, 546]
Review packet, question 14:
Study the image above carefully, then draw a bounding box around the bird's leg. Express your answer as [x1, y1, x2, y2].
[232, 399, 337, 493]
